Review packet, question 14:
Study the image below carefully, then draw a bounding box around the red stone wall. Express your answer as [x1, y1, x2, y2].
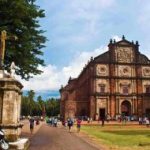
[60, 39, 150, 120]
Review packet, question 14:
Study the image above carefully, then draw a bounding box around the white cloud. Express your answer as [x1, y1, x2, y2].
[17, 65, 59, 91]
[112, 35, 121, 42]
[19, 46, 108, 91]
[19, 0, 116, 91]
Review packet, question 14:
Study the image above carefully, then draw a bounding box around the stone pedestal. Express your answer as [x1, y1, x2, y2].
[9, 138, 29, 150]
[0, 77, 23, 142]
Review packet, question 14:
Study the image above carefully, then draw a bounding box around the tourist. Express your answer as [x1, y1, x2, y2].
[49, 117, 52, 125]
[67, 118, 73, 132]
[64, 120, 67, 127]
[90, 117, 93, 123]
[122, 116, 127, 125]
[145, 118, 149, 127]
[106, 114, 111, 123]
[101, 117, 105, 127]
[51, 117, 55, 126]
[29, 117, 35, 134]
[139, 117, 142, 125]
[77, 118, 82, 133]
[36, 117, 40, 125]
[54, 118, 58, 127]
[87, 117, 90, 123]
[118, 115, 122, 123]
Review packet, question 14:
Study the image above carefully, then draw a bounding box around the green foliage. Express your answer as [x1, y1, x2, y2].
[45, 98, 60, 116]
[21, 90, 60, 116]
[0, 0, 46, 80]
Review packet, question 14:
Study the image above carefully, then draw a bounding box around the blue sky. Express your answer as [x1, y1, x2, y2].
[20, 0, 150, 99]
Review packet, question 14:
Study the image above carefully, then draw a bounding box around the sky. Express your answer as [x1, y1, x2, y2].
[20, 0, 150, 99]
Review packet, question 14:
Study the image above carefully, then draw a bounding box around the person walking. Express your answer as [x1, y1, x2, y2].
[67, 118, 73, 132]
[101, 117, 105, 127]
[138, 117, 142, 125]
[77, 118, 82, 133]
[54, 118, 58, 127]
[36, 117, 40, 125]
[145, 118, 149, 127]
[29, 117, 35, 134]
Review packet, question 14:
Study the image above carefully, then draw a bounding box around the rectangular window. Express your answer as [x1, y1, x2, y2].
[99, 84, 105, 93]
[146, 86, 150, 93]
[122, 86, 128, 94]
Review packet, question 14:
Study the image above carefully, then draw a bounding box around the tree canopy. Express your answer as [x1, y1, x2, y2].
[0, 0, 46, 80]
[21, 90, 60, 117]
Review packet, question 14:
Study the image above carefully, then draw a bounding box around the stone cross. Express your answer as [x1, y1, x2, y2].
[0, 30, 7, 68]
[0, 30, 17, 69]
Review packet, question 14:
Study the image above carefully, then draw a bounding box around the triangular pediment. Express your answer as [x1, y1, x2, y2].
[108, 36, 136, 48]
[116, 39, 133, 46]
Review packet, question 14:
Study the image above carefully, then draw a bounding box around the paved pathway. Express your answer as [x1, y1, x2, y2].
[28, 123, 100, 150]
[21, 120, 140, 150]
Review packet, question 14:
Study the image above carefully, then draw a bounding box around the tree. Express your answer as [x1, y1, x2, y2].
[27, 90, 35, 115]
[0, 0, 46, 80]
[21, 91, 60, 117]
[21, 96, 30, 116]
[45, 98, 60, 116]
[37, 95, 44, 115]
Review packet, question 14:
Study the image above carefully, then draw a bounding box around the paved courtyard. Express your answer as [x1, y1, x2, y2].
[21, 120, 101, 150]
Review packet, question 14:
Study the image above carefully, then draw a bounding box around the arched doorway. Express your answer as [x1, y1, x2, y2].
[121, 100, 131, 116]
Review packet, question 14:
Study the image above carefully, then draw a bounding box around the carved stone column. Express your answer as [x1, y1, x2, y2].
[0, 78, 23, 142]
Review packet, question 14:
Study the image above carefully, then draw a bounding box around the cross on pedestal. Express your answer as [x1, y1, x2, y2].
[0, 30, 17, 70]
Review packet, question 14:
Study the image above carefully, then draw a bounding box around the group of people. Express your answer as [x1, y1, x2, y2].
[46, 117, 82, 132]
[30, 114, 150, 135]
[139, 117, 150, 127]
[63, 118, 82, 133]
[47, 117, 58, 127]
[87, 117, 93, 123]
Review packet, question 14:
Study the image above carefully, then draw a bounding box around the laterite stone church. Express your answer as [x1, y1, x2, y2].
[60, 36, 150, 120]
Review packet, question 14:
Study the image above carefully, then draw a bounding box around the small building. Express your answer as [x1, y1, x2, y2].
[60, 36, 150, 120]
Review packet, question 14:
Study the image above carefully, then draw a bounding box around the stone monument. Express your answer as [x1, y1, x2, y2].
[0, 30, 29, 149]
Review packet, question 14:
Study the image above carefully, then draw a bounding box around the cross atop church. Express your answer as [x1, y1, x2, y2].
[0, 30, 17, 69]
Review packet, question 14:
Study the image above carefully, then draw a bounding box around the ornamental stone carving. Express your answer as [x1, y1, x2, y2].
[96, 65, 108, 76]
[97, 98, 106, 108]
[142, 67, 150, 76]
[119, 66, 131, 77]
[115, 47, 133, 63]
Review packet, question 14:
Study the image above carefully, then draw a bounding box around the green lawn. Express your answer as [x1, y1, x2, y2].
[81, 125, 150, 150]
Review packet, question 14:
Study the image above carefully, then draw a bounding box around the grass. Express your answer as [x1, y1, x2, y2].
[81, 125, 150, 150]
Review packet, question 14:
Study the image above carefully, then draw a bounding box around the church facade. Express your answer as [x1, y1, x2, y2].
[60, 36, 150, 120]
